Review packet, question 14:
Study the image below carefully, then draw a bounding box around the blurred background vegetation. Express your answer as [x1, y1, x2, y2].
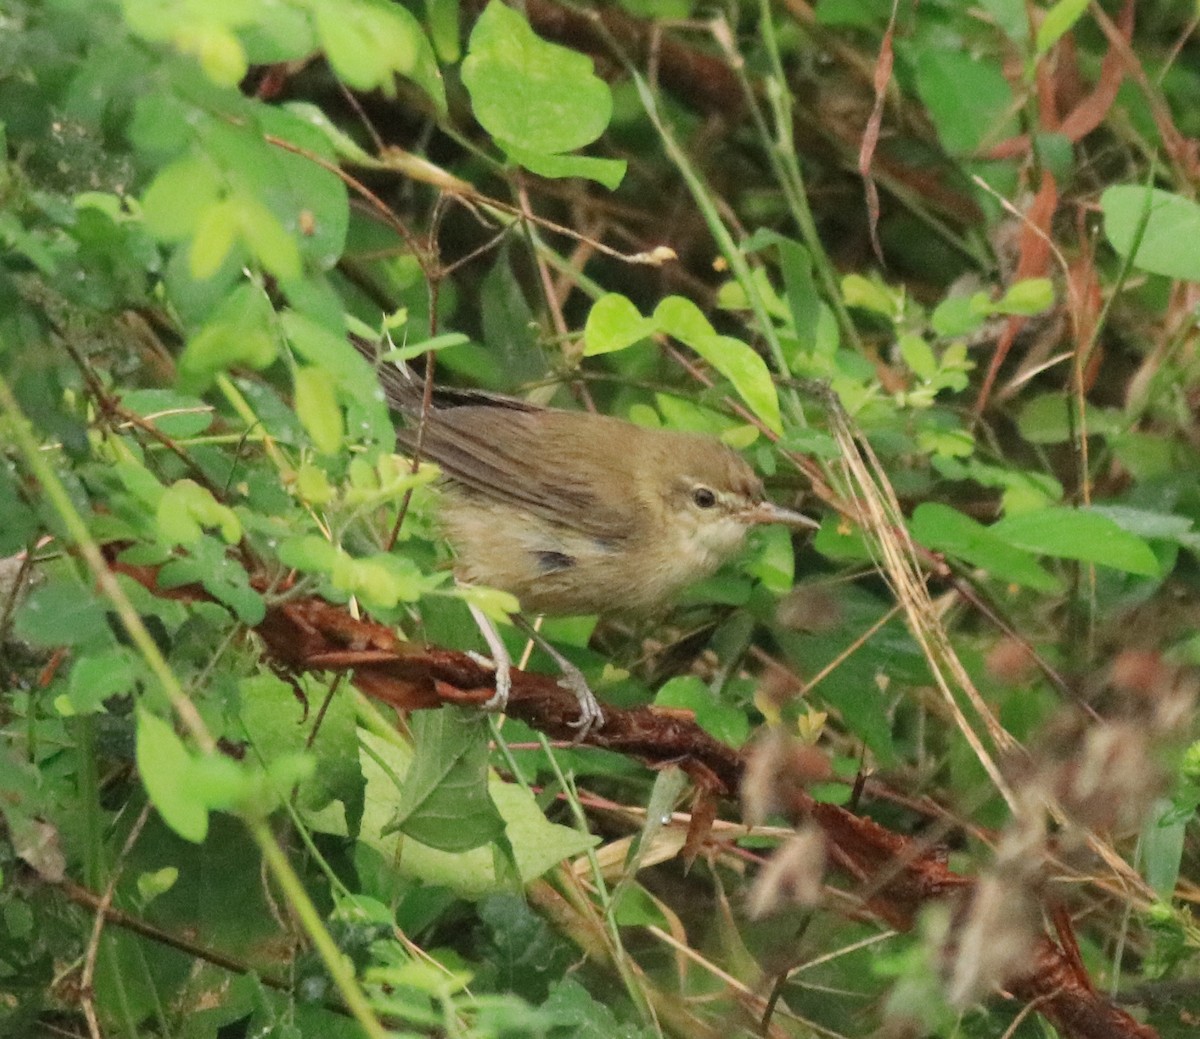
[2, 1, 1200, 1037]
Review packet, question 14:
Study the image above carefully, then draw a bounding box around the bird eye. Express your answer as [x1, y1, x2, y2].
[691, 486, 717, 509]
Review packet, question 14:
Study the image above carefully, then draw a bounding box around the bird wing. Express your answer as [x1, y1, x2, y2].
[354, 339, 642, 541]
[406, 406, 640, 543]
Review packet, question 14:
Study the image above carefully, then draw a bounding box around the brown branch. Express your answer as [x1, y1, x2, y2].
[108, 556, 1156, 1039]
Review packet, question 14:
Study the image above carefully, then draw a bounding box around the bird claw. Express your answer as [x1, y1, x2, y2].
[467, 645, 602, 740]
[556, 663, 604, 742]
[466, 650, 510, 713]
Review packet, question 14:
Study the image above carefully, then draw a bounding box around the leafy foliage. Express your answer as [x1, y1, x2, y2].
[2, 1, 1200, 1038]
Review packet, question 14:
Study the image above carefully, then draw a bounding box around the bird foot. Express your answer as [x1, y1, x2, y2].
[556, 660, 604, 742]
[466, 650, 510, 713]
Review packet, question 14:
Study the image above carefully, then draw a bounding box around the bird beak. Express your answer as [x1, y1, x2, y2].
[741, 501, 821, 529]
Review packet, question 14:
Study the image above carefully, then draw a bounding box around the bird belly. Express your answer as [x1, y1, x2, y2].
[441, 497, 713, 616]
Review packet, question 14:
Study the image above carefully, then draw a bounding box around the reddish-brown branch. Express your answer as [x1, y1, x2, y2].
[109, 557, 1156, 1039]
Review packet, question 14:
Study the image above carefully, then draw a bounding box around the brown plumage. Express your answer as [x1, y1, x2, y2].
[367, 352, 815, 617]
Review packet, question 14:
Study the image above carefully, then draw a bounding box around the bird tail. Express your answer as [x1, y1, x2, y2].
[352, 334, 544, 417]
[351, 335, 424, 414]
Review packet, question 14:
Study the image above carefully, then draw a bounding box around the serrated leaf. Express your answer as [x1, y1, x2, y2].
[389, 708, 506, 852]
[349, 731, 596, 897]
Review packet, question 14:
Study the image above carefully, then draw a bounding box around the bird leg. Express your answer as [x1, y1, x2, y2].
[513, 614, 604, 739]
[463, 599, 604, 738]
[465, 601, 512, 712]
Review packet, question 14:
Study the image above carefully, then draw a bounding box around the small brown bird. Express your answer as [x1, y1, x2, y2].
[365, 349, 817, 733]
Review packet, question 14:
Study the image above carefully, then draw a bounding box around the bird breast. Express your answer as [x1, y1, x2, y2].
[440, 492, 744, 617]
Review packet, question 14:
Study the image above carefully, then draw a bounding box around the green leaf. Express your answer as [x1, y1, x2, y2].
[914, 49, 1016, 154]
[994, 277, 1054, 315]
[0, 466, 37, 554]
[990, 507, 1161, 577]
[1086, 505, 1194, 542]
[424, 0, 462, 62]
[347, 730, 596, 897]
[744, 523, 795, 596]
[120, 389, 213, 438]
[156, 479, 242, 546]
[239, 672, 365, 835]
[389, 708, 506, 852]
[931, 294, 987, 337]
[62, 648, 142, 715]
[910, 503, 1062, 593]
[475, 893, 574, 1000]
[1142, 799, 1186, 898]
[188, 198, 240, 280]
[136, 866, 179, 904]
[1102, 185, 1200, 282]
[13, 580, 113, 649]
[1015, 394, 1122, 445]
[293, 365, 344, 454]
[231, 192, 302, 282]
[612, 884, 670, 928]
[159, 537, 265, 624]
[841, 273, 895, 317]
[315, 0, 446, 111]
[899, 334, 937, 380]
[280, 311, 391, 442]
[141, 155, 221, 241]
[178, 283, 279, 384]
[455, 583, 521, 623]
[137, 709, 208, 843]
[1035, 0, 1089, 56]
[583, 293, 656, 356]
[500, 141, 625, 190]
[462, 1, 612, 155]
[279, 536, 426, 609]
[278, 534, 338, 571]
[655, 676, 749, 747]
[653, 296, 782, 432]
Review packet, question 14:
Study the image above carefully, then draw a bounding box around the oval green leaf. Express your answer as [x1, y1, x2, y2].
[654, 296, 781, 432]
[583, 293, 655, 356]
[461, 1, 611, 155]
[137, 709, 208, 844]
[1102, 186, 1200, 282]
[910, 503, 1062, 592]
[990, 506, 1161, 577]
